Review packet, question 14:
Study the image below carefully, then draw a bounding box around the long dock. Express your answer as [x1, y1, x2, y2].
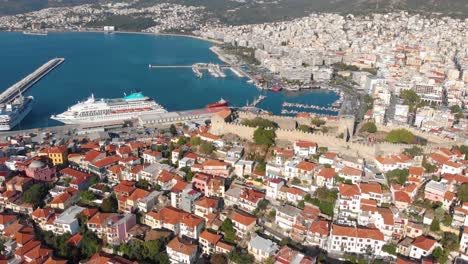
[0, 58, 65, 104]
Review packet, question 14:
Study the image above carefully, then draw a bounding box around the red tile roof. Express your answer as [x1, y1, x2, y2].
[412, 236, 437, 251]
[231, 211, 256, 227]
[60, 168, 92, 179]
[167, 237, 197, 256]
[91, 156, 120, 168]
[199, 230, 222, 244]
[331, 224, 384, 241]
[339, 184, 360, 197]
[295, 140, 317, 148]
[309, 220, 330, 236]
[317, 168, 336, 179]
[296, 161, 316, 171]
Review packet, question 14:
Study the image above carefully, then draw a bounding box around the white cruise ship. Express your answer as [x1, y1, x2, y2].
[51, 92, 167, 124]
[0, 96, 34, 131]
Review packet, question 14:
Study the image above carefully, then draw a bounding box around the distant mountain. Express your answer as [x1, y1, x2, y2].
[0, 0, 99, 16]
[0, 0, 466, 23]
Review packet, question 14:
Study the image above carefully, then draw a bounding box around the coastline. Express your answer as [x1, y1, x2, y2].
[3, 28, 223, 45]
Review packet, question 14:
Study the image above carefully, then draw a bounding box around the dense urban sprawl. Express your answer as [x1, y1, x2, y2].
[0, 2, 467, 264]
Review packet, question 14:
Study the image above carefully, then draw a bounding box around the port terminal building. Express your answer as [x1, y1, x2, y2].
[137, 107, 230, 127]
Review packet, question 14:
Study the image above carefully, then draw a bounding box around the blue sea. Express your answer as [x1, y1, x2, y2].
[0, 32, 338, 129]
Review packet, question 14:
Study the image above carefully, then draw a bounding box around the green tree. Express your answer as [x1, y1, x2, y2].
[441, 232, 460, 252]
[297, 124, 313, 133]
[400, 89, 421, 112]
[422, 160, 437, 173]
[360, 122, 377, 133]
[101, 193, 118, 213]
[220, 219, 236, 243]
[190, 137, 202, 146]
[432, 247, 448, 264]
[135, 179, 151, 190]
[176, 137, 188, 147]
[169, 124, 177, 135]
[241, 117, 277, 128]
[458, 184, 468, 203]
[292, 177, 301, 185]
[404, 146, 423, 157]
[386, 169, 409, 185]
[382, 244, 397, 255]
[80, 190, 96, 204]
[265, 256, 275, 264]
[0, 238, 5, 254]
[364, 95, 374, 110]
[253, 127, 276, 146]
[311, 117, 326, 127]
[268, 209, 276, 218]
[450, 105, 462, 114]
[257, 199, 269, 210]
[229, 248, 254, 263]
[255, 160, 266, 173]
[211, 254, 228, 264]
[385, 129, 415, 144]
[430, 219, 440, 232]
[458, 145, 468, 160]
[298, 200, 305, 209]
[200, 141, 215, 154]
[23, 184, 49, 207]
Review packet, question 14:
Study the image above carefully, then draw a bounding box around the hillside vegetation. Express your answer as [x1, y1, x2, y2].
[0, 0, 467, 22]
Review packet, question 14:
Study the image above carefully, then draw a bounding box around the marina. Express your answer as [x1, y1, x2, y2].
[0, 32, 339, 129]
[282, 102, 340, 112]
[149, 63, 246, 79]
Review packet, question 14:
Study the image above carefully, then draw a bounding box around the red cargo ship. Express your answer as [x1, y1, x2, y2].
[206, 98, 229, 108]
[269, 86, 282, 92]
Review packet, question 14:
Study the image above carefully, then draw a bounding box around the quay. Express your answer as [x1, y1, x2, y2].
[0, 58, 65, 104]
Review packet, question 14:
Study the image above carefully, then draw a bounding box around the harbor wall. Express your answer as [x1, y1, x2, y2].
[210, 115, 458, 160]
[375, 123, 461, 144]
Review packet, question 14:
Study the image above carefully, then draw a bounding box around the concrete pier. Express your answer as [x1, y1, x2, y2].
[0, 58, 65, 104]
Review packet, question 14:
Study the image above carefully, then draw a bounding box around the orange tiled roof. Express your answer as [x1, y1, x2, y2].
[32, 208, 55, 219]
[309, 220, 330, 236]
[339, 166, 362, 176]
[231, 211, 256, 227]
[88, 212, 114, 226]
[147, 207, 189, 226]
[180, 214, 204, 228]
[295, 140, 317, 148]
[91, 156, 120, 168]
[409, 166, 425, 177]
[83, 150, 104, 162]
[195, 197, 219, 209]
[317, 168, 335, 179]
[199, 230, 222, 244]
[0, 214, 17, 225]
[296, 161, 316, 171]
[331, 224, 384, 241]
[339, 184, 360, 197]
[203, 159, 228, 167]
[360, 182, 382, 194]
[127, 188, 149, 201]
[412, 236, 436, 251]
[394, 191, 411, 204]
[167, 237, 197, 255]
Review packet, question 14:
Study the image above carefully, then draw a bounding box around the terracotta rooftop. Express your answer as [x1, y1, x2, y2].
[167, 237, 197, 255]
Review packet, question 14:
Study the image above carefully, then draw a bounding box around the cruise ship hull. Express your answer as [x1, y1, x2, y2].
[51, 110, 162, 125]
[0, 97, 34, 131]
[51, 92, 167, 125]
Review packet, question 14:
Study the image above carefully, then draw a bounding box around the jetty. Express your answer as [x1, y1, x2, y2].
[0, 58, 65, 104]
[246, 95, 267, 107]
